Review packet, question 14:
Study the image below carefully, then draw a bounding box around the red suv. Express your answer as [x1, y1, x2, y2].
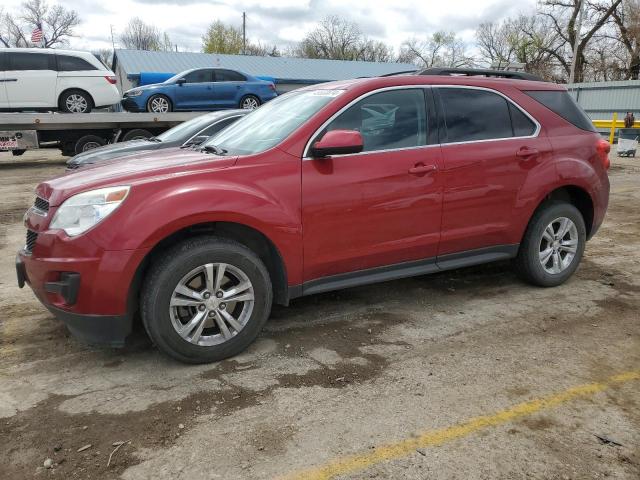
[17, 68, 610, 363]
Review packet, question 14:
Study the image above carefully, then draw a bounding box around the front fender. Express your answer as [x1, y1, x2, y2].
[87, 174, 303, 284]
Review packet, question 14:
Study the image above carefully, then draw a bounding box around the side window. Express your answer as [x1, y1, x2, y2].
[57, 55, 97, 72]
[508, 103, 536, 137]
[215, 70, 246, 82]
[321, 89, 427, 153]
[0, 52, 5, 71]
[438, 88, 513, 143]
[183, 70, 213, 83]
[8, 52, 55, 71]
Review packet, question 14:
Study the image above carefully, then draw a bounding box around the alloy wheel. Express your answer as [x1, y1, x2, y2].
[538, 217, 579, 274]
[169, 263, 255, 346]
[241, 97, 259, 109]
[150, 97, 170, 113]
[66, 94, 88, 113]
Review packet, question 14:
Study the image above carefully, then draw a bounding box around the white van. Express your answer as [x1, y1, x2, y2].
[0, 48, 120, 113]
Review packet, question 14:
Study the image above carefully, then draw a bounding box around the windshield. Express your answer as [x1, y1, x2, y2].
[156, 113, 227, 143]
[163, 71, 186, 84]
[203, 89, 344, 155]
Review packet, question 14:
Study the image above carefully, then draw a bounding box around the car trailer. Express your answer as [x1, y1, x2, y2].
[0, 112, 204, 157]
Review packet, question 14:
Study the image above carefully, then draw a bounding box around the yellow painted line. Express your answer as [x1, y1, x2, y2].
[280, 370, 640, 480]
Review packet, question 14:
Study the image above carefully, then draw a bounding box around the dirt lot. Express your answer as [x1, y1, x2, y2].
[0, 149, 639, 480]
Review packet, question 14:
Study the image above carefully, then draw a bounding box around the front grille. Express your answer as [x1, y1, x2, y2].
[25, 230, 38, 253]
[34, 196, 49, 213]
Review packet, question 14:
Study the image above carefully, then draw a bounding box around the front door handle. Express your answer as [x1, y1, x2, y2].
[516, 147, 539, 159]
[408, 163, 437, 175]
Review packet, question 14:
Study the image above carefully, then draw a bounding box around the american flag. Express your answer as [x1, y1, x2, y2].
[31, 27, 43, 44]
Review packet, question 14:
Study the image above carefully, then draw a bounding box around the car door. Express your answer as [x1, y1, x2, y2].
[301, 87, 444, 283]
[434, 86, 553, 257]
[174, 69, 215, 110]
[5, 51, 57, 109]
[0, 52, 9, 108]
[212, 69, 246, 108]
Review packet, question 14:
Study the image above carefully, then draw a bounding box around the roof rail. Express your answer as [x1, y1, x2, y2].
[378, 69, 419, 77]
[417, 67, 545, 82]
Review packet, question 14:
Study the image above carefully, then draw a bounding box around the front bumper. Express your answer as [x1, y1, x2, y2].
[16, 226, 149, 346]
[121, 97, 145, 112]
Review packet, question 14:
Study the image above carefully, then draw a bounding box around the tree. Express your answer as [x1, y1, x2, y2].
[398, 32, 474, 68]
[92, 48, 113, 69]
[120, 17, 161, 51]
[539, 0, 623, 82]
[476, 15, 561, 80]
[295, 15, 393, 62]
[0, 0, 79, 48]
[610, 0, 640, 79]
[202, 20, 244, 54]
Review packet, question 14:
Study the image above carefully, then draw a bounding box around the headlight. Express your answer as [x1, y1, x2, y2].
[126, 89, 143, 97]
[50, 186, 130, 236]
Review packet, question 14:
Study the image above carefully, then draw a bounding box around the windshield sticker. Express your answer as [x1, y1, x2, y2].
[310, 90, 345, 97]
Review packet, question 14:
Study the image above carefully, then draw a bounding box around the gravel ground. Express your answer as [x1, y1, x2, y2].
[0, 149, 638, 479]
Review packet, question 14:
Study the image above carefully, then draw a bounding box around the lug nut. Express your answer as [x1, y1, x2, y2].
[216, 291, 223, 298]
[209, 311, 216, 317]
[219, 303, 226, 310]
[203, 292, 211, 299]
[198, 305, 206, 311]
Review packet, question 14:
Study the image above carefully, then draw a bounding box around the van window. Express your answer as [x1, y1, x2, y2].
[321, 89, 428, 152]
[57, 55, 97, 72]
[8, 52, 55, 71]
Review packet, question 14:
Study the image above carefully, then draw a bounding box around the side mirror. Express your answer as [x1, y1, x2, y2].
[185, 135, 209, 147]
[311, 129, 363, 158]
[176, 78, 186, 85]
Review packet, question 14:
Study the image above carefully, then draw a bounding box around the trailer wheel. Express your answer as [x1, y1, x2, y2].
[74, 135, 106, 154]
[121, 129, 154, 141]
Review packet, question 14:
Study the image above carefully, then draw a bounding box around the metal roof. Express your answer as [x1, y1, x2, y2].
[113, 49, 416, 83]
[567, 80, 640, 118]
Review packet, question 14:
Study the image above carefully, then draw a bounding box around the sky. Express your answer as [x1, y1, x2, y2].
[2, 0, 538, 54]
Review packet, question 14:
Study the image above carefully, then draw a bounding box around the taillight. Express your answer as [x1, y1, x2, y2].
[105, 75, 117, 85]
[596, 139, 611, 170]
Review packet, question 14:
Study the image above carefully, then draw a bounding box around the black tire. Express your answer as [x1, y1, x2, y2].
[74, 135, 106, 154]
[121, 129, 153, 141]
[141, 236, 273, 364]
[59, 89, 93, 113]
[239, 94, 261, 110]
[146, 94, 172, 113]
[515, 202, 586, 287]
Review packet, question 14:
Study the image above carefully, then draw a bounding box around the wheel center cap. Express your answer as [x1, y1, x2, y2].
[205, 298, 219, 310]
[552, 240, 560, 250]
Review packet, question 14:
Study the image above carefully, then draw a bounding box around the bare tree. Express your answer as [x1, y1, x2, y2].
[539, 0, 623, 82]
[120, 17, 161, 51]
[92, 48, 113, 69]
[610, 0, 640, 79]
[0, 0, 79, 48]
[398, 32, 475, 68]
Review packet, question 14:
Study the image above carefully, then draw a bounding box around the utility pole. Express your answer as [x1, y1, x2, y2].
[242, 12, 246, 55]
[568, 0, 585, 84]
[110, 24, 116, 51]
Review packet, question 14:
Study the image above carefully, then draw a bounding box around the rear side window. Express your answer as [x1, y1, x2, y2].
[525, 90, 596, 132]
[57, 55, 97, 72]
[438, 88, 514, 142]
[509, 103, 536, 137]
[321, 88, 428, 152]
[7, 52, 55, 71]
[215, 70, 246, 82]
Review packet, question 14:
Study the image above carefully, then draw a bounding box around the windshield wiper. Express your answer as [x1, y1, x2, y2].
[200, 144, 228, 155]
[146, 136, 162, 142]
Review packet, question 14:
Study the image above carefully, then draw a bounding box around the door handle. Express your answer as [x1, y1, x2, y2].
[408, 164, 437, 175]
[0, 79, 17, 82]
[516, 147, 539, 158]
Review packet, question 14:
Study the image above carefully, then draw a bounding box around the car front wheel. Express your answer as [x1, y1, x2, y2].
[141, 236, 273, 363]
[146, 95, 172, 113]
[515, 202, 586, 287]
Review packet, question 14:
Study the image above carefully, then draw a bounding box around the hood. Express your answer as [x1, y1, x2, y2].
[38, 147, 237, 207]
[67, 139, 161, 166]
[126, 83, 167, 94]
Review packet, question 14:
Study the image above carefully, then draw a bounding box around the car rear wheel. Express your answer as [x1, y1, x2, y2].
[515, 202, 586, 287]
[59, 90, 93, 113]
[146, 95, 172, 113]
[141, 236, 273, 364]
[240, 95, 261, 110]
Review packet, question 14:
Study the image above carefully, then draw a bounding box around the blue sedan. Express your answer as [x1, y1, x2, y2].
[121, 68, 277, 112]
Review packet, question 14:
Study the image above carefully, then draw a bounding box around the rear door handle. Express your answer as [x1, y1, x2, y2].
[408, 164, 437, 175]
[516, 147, 539, 158]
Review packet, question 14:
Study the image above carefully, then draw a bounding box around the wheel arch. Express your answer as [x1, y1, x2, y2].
[128, 221, 290, 321]
[524, 185, 595, 242]
[58, 88, 94, 110]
